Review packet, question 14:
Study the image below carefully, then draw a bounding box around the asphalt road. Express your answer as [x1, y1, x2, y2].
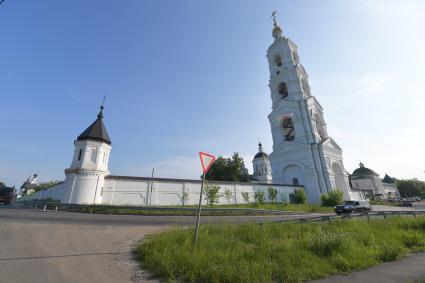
[0, 204, 329, 283]
[1, 202, 424, 283]
[311, 252, 425, 283]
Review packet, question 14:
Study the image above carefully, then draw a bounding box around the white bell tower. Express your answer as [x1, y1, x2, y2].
[266, 12, 352, 202]
[60, 105, 112, 204]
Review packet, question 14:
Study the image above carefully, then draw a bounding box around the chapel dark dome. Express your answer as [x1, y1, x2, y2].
[254, 151, 268, 159]
[253, 142, 269, 160]
[352, 162, 378, 177]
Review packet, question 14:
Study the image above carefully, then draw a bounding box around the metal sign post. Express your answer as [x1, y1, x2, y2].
[194, 152, 216, 244]
[194, 173, 206, 244]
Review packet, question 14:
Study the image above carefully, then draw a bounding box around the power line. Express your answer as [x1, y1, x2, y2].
[0, 0, 6, 6]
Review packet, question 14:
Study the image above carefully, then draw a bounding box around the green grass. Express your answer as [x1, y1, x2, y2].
[136, 217, 425, 283]
[35, 202, 333, 215]
[211, 203, 334, 213]
[369, 200, 397, 206]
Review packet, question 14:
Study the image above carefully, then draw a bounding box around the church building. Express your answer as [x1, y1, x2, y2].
[261, 14, 355, 202]
[23, 14, 361, 205]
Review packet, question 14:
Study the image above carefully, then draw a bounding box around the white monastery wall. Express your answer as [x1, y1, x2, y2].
[21, 176, 300, 206]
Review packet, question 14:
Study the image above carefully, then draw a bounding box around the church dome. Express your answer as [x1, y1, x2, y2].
[253, 143, 269, 160]
[352, 162, 378, 178]
[254, 151, 268, 159]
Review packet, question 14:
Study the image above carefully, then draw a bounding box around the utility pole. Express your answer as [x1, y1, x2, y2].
[149, 167, 154, 206]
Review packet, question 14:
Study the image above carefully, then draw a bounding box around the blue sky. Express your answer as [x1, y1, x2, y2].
[1, 0, 424, 186]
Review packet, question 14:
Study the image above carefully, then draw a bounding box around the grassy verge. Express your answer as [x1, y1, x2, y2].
[211, 203, 333, 213]
[369, 200, 397, 206]
[136, 217, 425, 283]
[34, 201, 333, 215]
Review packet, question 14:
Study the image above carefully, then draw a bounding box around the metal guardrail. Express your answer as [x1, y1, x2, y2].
[265, 210, 425, 225]
[20, 200, 301, 216]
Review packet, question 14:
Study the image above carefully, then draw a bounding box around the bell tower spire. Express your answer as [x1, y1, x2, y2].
[271, 11, 283, 39]
[265, 13, 352, 202]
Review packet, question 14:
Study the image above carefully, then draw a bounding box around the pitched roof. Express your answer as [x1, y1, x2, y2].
[382, 174, 395, 184]
[77, 106, 111, 145]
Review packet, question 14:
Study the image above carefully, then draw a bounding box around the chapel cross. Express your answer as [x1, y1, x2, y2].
[271, 11, 278, 26]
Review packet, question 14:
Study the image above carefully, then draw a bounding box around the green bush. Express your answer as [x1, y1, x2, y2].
[289, 189, 307, 204]
[267, 187, 278, 203]
[203, 183, 221, 206]
[321, 190, 344, 207]
[241, 192, 250, 203]
[253, 191, 265, 204]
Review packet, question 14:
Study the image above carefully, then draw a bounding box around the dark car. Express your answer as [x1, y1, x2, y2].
[0, 187, 16, 204]
[398, 200, 413, 207]
[334, 200, 371, 215]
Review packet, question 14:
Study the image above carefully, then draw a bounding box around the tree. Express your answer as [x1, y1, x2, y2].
[290, 189, 307, 204]
[267, 187, 278, 203]
[205, 153, 250, 182]
[223, 188, 233, 205]
[396, 179, 425, 198]
[178, 191, 189, 206]
[241, 192, 250, 203]
[0, 181, 6, 188]
[203, 183, 221, 206]
[321, 189, 343, 207]
[254, 191, 265, 204]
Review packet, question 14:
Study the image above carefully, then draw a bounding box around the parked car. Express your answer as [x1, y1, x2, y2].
[0, 187, 16, 204]
[398, 200, 413, 207]
[334, 200, 371, 214]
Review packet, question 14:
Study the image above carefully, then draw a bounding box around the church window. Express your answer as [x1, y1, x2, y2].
[78, 149, 83, 161]
[282, 118, 295, 141]
[315, 114, 326, 140]
[273, 55, 282, 67]
[90, 149, 97, 163]
[278, 82, 288, 99]
[292, 178, 299, 186]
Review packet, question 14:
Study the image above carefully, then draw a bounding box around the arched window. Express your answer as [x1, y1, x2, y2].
[78, 149, 83, 161]
[282, 117, 295, 141]
[314, 113, 326, 140]
[292, 178, 299, 186]
[278, 82, 288, 99]
[273, 55, 282, 67]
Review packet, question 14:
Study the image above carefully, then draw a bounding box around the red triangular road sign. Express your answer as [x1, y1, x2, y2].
[199, 152, 216, 174]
